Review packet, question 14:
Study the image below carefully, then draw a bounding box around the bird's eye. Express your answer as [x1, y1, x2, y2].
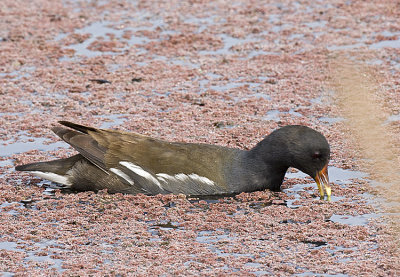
[312, 152, 322, 159]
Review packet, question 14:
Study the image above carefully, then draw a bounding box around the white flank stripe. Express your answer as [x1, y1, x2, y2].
[31, 171, 71, 186]
[119, 162, 163, 190]
[156, 173, 171, 179]
[188, 173, 215, 186]
[110, 168, 134, 185]
[156, 173, 215, 186]
[175, 173, 190, 182]
[156, 173, 169, 183]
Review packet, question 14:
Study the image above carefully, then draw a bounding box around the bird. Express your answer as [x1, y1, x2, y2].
[15, 121, 331, 200]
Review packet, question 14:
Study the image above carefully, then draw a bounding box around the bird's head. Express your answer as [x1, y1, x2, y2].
[260, 125, 331, 200]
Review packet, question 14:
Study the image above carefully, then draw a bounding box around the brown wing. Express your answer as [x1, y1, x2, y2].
[52, 125, 108, 173]
[93, 129, 229, 186]
[57, 121, 234, 189]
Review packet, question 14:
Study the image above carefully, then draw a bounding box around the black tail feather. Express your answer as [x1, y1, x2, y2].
[58, 121, 98, 134]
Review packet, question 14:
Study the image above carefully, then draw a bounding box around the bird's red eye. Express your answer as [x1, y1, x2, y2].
[312, 152, 322, 159]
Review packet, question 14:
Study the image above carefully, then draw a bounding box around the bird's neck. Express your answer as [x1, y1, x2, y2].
[248, 134, 291, 168]
[241, 139, 290, 191]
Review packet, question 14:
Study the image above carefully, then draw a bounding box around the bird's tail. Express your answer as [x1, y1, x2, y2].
[15, 154, 84, 187]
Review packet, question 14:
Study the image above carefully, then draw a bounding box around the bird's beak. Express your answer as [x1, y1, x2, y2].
[314, 164, 331, 201]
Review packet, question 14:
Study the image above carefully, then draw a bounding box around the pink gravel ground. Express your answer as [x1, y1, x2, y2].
[1, 0, 400, 275]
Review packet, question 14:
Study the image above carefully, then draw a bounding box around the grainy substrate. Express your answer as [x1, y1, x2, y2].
[1, 0, 399, 276]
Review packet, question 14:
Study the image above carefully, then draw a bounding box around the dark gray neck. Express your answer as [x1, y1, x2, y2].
[225, 137, 290, 193]
[246, 139, 290, 191]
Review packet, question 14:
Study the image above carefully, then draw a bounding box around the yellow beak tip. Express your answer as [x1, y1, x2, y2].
[326, 187, 332, 199]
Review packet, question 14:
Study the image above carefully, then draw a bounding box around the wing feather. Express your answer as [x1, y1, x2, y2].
[55, 121, 236, 191]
